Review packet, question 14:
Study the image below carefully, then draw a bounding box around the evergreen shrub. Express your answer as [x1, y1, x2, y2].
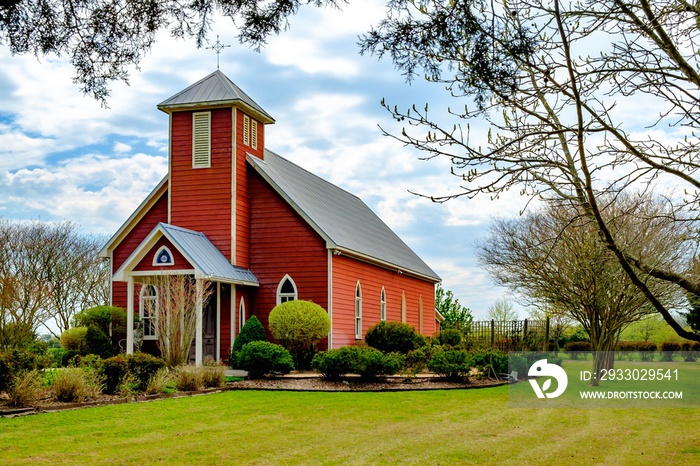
[127, 352, 166, 391]
[237, 341, 294, 378]
[427, 347, 472, 381]
[230, 316, 268, 367]
[438, 328, 462, 347]
[311, 347, 355, 380]
[365, 321, 425, 354]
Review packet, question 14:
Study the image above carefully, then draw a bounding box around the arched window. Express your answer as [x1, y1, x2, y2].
[276, 274, 298, 305]
[153, 245, 174, 266]
[380, 287, 387, 321]
[419, 295, 424, 334]
[355, 281, 362, 340]
[140, 285, 158, 340]
[239, 297, 246, 332]
[401, 291, 407, 323]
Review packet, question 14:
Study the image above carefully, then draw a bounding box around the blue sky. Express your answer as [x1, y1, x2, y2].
[0, 1, 531, 319]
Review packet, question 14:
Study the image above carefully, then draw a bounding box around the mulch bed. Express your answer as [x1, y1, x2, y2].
[229, 375, 506, 392]
[0, 376, 506, 418]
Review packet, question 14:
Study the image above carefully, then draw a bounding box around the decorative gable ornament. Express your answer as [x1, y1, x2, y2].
[153, 246, 174, 266]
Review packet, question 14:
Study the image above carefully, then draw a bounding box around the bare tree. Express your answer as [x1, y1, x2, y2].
[360, 0, 700, 342]
[486, 298, 518, 321]
[0, 219, 110, 347]
[145, 274, 213, 368]
[528, 306, 573, 354]
[43, 227, 110, 335]
[478, 197, 683, 384]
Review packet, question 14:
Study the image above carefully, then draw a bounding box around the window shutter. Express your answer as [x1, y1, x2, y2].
[243, 115, 250, 146]
[192, 112, 211, 168]
[251, 120, 258, 150]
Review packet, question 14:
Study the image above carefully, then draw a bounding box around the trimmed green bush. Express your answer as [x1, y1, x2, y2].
[230, 316, 268, 367]
[127, 352, 166, 391]
[438, 328, 462, 347]
[73, 305, 128, 349]
[470, 348, 508, 377]
[353, 347, 403, 380]
[268, 300, 331, 369]
[85, 326, 114, 359]
[60, 327, 89, 354]
[365, 321, 425, 354]
[101, 355, 129, 394]
[311, 347, 356, 380]
[403, 345, 433, 376]
[237, 341, 294, 378]
[427, 347, 472, 381]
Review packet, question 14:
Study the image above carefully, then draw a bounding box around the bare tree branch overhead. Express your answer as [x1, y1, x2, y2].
[0, 0, 346, 103]
[359, 0, 700, 342]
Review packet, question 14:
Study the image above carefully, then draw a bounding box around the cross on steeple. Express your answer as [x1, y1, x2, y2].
[206, 35, 231, 70]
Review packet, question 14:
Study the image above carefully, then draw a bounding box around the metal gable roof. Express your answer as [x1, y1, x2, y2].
[160, 223, 259, 285]
[248, 150, 441, 282]
[113, 222, 259, 286]
[157, 70, 274, 123]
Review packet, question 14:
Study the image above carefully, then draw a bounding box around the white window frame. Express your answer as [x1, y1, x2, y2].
[355, 281, 362, 340]
[401, 291, 407, 323]
[276, 274, 298, 305]
[152, 245, 174, 266]
[239, 297, 246, 332]
[380, 287, 387, 321]
[140, 285, 158, 340]
[192, 111, 211, 168]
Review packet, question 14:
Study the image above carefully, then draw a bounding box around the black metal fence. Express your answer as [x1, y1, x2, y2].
[465, 318, 550, 352]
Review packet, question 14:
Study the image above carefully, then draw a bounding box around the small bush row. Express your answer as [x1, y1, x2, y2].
[311, 346, 404, 380]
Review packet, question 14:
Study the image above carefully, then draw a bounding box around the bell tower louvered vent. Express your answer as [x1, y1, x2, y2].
[192, 112, 211, 168]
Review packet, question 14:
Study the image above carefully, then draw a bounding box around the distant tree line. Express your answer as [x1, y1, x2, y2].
[0, 219, 109, 349]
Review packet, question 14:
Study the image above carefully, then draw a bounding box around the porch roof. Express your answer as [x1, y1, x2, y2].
[113, 222, 259, 286]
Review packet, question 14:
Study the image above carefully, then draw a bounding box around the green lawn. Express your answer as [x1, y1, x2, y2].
[1, 385, 699, 465]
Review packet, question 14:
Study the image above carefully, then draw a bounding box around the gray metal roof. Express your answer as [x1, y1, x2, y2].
[160, 223, 259, 286]
[157, 70, 274, 123]
[248, 150, 441, 282]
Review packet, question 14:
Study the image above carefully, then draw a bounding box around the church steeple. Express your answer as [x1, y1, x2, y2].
[159, 71, 273, 267]
[157, 70, 274, 124]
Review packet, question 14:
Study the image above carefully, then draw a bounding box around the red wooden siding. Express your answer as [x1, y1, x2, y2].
[218, 283, 232, 362]
[234, 110, 265, 267]
[170, 108, 233, 260]
[132, 237, 193, 272]
[112, 192, 169, 309]
[331, 254, 435, 348]
[248, 168, 329, 344]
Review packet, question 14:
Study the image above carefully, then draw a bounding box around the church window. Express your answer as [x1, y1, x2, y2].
[153, 246, 174, 266]
[140, 285, 158, 340]
[276, 275, 298, 305]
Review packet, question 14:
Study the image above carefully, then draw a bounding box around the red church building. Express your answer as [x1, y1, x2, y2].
[99, 71, 441, 364]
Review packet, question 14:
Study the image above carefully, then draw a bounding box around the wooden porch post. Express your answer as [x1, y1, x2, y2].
[126, 276, 134, 355]
[195, 279, 203, 365]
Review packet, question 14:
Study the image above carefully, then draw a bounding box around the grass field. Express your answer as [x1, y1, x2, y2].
[1, 382, 699, 465]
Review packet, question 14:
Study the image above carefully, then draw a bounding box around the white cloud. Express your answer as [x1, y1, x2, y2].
[0, 152, 167, 233]
[113, 142, 132, 154]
